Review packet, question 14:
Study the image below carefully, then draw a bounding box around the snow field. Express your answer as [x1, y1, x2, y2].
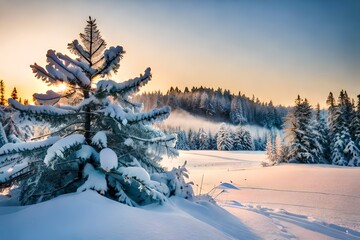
[162, 150, 360, 236]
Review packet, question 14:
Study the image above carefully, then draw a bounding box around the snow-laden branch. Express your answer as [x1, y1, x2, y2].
[57, 53, 96, 75]
[94, 46, 124, 77]
[67, 40, 90, 64]
[47, 50, 91, 87]
[9, 99, 72, 116]
[44, 134, 85, 167]
[102, 104, 170, 125]
[0, 137, 61, 168]
[96, 68, 151, 98]
[31, 50, 91, 88]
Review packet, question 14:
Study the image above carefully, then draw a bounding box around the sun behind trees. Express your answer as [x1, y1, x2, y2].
[0, 17, 193, 205]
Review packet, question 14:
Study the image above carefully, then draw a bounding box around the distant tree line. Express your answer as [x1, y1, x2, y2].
[163, 123, 266, 151]
[267, 90, 360, 167]
[0, 80, 29, 105]
[134, 86, 289, 129]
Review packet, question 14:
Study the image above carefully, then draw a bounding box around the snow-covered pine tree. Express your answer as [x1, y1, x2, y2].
[274, 132, 282, 163]
[350, 95, 360, 148]
[328, 91, 360, 166]
[283, 95, 320, 163]
[209, 131, 217, 150]
[198, 128, 210, 150]
[265, 133, 274, 163]
[216, 123, 233, 151]
[0, 17, 193, 205]
[188, 129, 199, 150]
[175, 130, 190, 150]
[230, 97, 244, 125]
[233, 125, 253, 151]
[314, 103, 329, 163]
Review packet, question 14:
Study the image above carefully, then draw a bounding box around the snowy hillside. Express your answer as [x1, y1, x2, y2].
[1, 151, 359, 240]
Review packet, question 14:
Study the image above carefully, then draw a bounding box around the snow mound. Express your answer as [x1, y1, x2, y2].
[0, 191, 254, 240]
[217, 182, 240, 190]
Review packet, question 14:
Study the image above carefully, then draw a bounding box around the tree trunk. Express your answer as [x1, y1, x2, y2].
[84, 89, 91, 143]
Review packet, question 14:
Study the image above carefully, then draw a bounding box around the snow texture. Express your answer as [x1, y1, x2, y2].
[99, 148, 118, 171]
[0, 151, 359, 240]
[77, 164, 107, 193]
[44, 134, 85, 166]
[118, 166, 151, 185]
[91, 131, 107, 148]
[162, 150, 360, 234]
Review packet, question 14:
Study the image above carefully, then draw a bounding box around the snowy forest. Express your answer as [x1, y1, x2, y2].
[145, 90, 360, 167]
[269, 91, 360, 167]
[133, 87, 289, 128]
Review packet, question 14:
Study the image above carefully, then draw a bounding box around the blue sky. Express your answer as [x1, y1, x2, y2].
[0, 0, 359, 106]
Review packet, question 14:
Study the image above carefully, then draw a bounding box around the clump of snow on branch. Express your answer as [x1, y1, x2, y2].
[77, 163, 107, 193]
[92, 131, 107, 148]
[100, 148, 118, 171]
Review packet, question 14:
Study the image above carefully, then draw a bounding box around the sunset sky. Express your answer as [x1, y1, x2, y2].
[0, 0, 359, 106]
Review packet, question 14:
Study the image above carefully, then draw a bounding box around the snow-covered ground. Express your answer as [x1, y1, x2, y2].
[162, 150, 360, 239]
[0, 150, 359, 240]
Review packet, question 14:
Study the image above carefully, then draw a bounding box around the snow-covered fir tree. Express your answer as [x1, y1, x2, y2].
[216, 123, 233, 151]
[266, 133, 274, 163]
[0, 17, 193, 205]
[188, 129, 199, 150]
[327, 91, 360, 166]
[283, 95, 321, 163]
[175, 130, 190, 150]
[233, 125, 253, 150]
[314, 103, 329, 163]
[274, 132, 282, 163]
[350, 95, 360, 148]
[198, 128, 210, 150]
[230, 96, 244, 125]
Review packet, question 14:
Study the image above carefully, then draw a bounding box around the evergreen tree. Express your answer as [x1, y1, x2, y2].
[327, 91, 359, 166]
[350, 95, 360, 148]
[0, 80, 5, 106]
[209, 131, 218, 150]
[266, 133, 274, 163]
[233, 125, 253, 150]
[274, 132, 282, 163]
[284, 95, 320, 163]
[188, 129, 199, 150]
[216, 123, 233, 151]
[175, 130, 190, 150]
[11, 87, 18, 101]
[0, 17, 193, 205]
[314, 104, 329, 163]
[198, 128, 210, 150]
[230, 97, 244, 125]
